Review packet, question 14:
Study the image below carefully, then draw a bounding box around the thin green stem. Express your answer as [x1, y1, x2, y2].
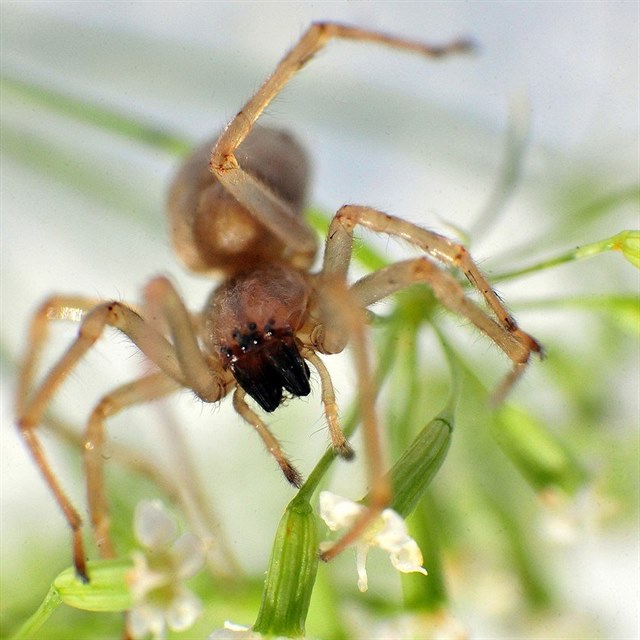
[2, 74, 192, 156]
[494, 230, 639, 281]
[10, 585, 62, 640]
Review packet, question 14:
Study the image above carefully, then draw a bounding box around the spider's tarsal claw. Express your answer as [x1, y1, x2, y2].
[318, 550, 331, 563]
[335, 442, 355, 460]
[74, 557, 90, 584]
[512, 327, 544, 356]
[73, 531, 90, 583]
[281, 460, 304, 488]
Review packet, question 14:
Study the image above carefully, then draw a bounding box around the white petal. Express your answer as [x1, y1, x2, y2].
[374, 509, 413, 551]
[355, 543, 370, 592]
[319, 491, 364, 531]
[166, 587, 203, 631]
[172, 532, 206, 580]
[207, 621, 262, 639]
[135, 500, 178, 550]
[223, 621, 252, 632]
[128, 602, 168, 640]
[128, 551, 168, 600]
[389, 539, 428, 576]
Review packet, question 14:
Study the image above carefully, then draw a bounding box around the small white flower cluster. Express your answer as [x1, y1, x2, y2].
[126, 492, 428, 638]
[319, 491, 428, 592]
[126, 500, 205, 639]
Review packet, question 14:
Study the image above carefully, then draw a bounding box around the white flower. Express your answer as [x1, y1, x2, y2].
[126, 500, 205, 639]
[319, 491, 428, 592]
[207, 621, 298, 639]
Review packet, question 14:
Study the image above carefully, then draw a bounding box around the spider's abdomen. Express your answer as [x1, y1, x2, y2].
[168, 126, 310, 275]
[204, 263, 311, 412]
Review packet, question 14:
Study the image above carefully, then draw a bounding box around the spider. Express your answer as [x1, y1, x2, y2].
[16, 23, 542, 583]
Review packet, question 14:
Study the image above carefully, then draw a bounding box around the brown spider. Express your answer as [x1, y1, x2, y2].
[16, 23, 542, 582]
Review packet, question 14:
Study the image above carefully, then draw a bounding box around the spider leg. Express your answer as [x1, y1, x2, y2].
[323, 205, 542, 399]
[18, 425, 88, 580]
[16, 288, 229, 578]
[210, 22, 472, 267]
[19, 300, 184, 432]
[352, 258, 529, 358]
[232, 387, 303, 487]
[84, 372, 181, 559]
[16, 296, 102, 580]
[301, 347, 353, 459]
[143, 276, 232, 402]
[309, 280, 390, 562]
[16, 296, 174, 579]
[313, 206, 542, 561]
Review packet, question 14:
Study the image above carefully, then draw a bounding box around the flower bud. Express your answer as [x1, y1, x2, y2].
[493, 406, 588, 495]
[54, 558, 134, 612]
[389, 411, 453, 518]
[253, 496, 318, 638]
[617, 230, 640, 268]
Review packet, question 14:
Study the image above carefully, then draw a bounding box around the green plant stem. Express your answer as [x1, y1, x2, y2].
[494, 230, 639, 281]
[253, 496, 318, 638]
[10, 585, 62, 640]
[2, 74, 192, 156]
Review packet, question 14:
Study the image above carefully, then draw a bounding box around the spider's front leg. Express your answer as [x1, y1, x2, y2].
[80, 276, 236, 568]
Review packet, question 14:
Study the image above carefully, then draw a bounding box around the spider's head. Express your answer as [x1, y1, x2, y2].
[206, 263, 312, 412]
[222, 323, 311, 412]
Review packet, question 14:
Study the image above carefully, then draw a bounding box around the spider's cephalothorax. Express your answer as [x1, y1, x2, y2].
[205, 262, 312, 412]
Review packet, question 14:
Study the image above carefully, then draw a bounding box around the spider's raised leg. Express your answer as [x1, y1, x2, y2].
[210, 22, 472, 268]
